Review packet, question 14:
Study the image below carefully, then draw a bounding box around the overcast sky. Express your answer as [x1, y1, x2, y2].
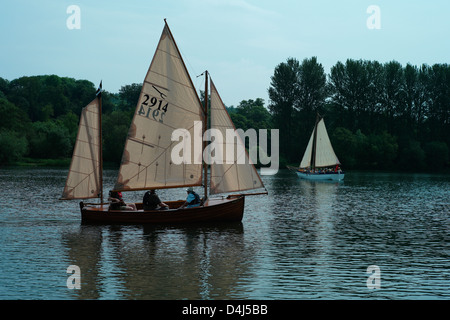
[1, 0, 449, 107]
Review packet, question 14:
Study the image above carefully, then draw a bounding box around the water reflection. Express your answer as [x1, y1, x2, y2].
[62, 223, 251, 299]
[264, 174, 343, 298]
[1, 167, 449, 299]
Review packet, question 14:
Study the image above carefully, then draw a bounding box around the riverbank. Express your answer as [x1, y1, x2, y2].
[9, 157, 119, 169]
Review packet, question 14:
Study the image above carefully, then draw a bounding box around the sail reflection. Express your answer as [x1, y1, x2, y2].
[263, 174, 342, 297]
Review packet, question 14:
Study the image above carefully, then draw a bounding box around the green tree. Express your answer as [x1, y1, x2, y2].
[118, 83, 142, 113]
[424, 141, 449, 171]
[296, 57, 328, 158]
[234, 98, 271, 131]
[366, 132, 398, 169]
[0, 77, 9, 98]
[382, 61, 406, 135]
[298, 57, 327, 115]
[396, 139, 426, 171]
[426, 64, 450, 144]
[268, 58, 301, 162]
[0, 98, 30, 132]
[328, 59, 371, 131]
[28, 120, 72, 159]
[0, 130, 28, 164]
[58, 111, 80, 142]
[102, 111, 132, 164]
[331, 127, 357, 168]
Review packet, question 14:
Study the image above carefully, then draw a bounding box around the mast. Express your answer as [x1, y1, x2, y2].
[96, 81, 103, 204]
[203, 70, 209, 199]
[310, 113, 320, 170]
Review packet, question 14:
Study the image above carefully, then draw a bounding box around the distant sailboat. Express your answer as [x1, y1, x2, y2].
[61, 20, 267, 224]
[288, 114, 344, 181]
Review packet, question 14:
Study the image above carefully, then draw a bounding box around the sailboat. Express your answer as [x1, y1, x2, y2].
[289, 114, 344, 181]
[61, 20, 267, 224]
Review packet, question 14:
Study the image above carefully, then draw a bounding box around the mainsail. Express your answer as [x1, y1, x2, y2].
[299, 117, 340, 168]
[114, 22, 204, 191]
[61, 96, 102, 200]
[209, 78, 265, 195]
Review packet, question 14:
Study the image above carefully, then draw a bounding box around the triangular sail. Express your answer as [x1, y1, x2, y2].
[299, 130, 314, 168]
[114, 22, 203, 191]
[314, 118, 340, 167]
[209, 78, 265, 195]
[299, 118, 340, 168]
[61, 97, 101, 200]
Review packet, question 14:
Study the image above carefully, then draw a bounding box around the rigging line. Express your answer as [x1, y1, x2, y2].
[122, 135, 202, 185]
[195, 72, 207, 108]
[173, 37, 201, 92]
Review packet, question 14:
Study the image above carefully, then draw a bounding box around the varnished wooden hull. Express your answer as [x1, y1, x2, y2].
[80, 196, 245, 224]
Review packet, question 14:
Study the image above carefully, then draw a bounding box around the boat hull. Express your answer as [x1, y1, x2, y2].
[296, 170, 345, 181]
[80, 196, 245, 224]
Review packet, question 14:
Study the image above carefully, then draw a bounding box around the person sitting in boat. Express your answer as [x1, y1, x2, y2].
[143, 189, 168, 211]
[180, 187, 201, 209]
[108, 190, 137, 211]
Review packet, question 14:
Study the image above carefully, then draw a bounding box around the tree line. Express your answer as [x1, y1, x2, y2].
[268, 57, 449, 172]
[0, 75, 139, 165]
[0, 59, 449, 173]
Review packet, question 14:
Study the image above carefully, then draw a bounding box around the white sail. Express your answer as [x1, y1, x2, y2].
[299, 118, 340, 168]
[314, 118, 340, 167]
[299, 130, 314, 168]
[209, 79, 265, 195]
[61, 97, 101, 199]
[114, 23, 204, 191]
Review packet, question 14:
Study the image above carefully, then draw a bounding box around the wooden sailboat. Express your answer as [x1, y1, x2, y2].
[61, 21, 266, 224]
[289, 114, 344, 181]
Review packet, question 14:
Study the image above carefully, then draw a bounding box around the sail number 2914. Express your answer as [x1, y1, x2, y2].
[137, 94, 168, 123]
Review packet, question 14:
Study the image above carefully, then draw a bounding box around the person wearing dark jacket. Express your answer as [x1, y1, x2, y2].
[143, 189, 168, 210]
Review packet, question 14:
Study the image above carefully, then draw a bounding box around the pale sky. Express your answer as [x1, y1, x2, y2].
[1, 0, 449, 107]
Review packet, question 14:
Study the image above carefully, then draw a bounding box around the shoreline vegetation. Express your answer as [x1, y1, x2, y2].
[5, 158, 450, 176]
[1, 57, 449, 173]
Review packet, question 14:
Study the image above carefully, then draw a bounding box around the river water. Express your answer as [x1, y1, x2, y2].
[0, 167, 448, 300]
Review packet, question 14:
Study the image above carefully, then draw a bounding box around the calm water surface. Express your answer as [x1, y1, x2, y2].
[0, 167, 448, 300]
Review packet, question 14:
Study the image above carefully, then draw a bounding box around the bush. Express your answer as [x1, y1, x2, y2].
[331, 127, 357, 168]
[28, 121, 72, 159]
[424, 141, 449, 171]
[396, 140, 426, 171]
[0, 130, 28, 164]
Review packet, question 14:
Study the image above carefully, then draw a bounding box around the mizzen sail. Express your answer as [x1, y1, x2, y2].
[61, 97, 101, 200]
[114, 22, 203, 191]
[209, 78, 265, 195]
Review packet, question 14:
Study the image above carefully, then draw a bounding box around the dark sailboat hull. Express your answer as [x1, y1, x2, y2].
[80, 195, 245, 224]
